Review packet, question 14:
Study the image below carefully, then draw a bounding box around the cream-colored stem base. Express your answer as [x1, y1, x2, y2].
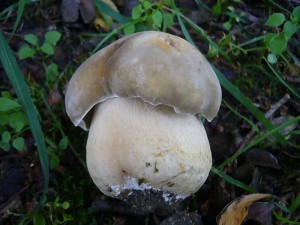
[86, 97, 212, 199]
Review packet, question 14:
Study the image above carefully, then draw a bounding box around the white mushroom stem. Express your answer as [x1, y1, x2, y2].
[86, 97, 212, 199]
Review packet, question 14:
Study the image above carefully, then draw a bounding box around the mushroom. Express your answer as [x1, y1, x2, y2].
[65, 31, 221, 210]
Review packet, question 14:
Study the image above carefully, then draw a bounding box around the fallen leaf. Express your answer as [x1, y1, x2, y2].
[245, 202, 275, 225]
[216, 193, 271, 225]
[246, 148, 281, 170]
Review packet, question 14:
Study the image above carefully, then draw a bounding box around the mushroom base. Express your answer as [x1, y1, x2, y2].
[119, 187, 185, 216]
[86, 97, 212, 201]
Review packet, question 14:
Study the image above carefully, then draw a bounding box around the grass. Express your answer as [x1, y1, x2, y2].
[0, 0, 299, 224]
[0, 29, 49, 204]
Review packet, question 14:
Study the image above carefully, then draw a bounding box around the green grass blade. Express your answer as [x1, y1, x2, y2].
[93, 0, 131, 24]
[171, 1, 196, 46]
[194, 0, 211, 12]
[211, 167, 257, 193]
[214, 67, 287, 145]
[8, 0, 27, 41]
[223, 100, 259, 132]
[289, 193, 300, 212]
[264, 58, 300, 99]
[273, 211, 300, 224]
[0, 30, 49, 203]
[218, 115, 300, 168]
[92, 21, 138, 53]
[92, 29, 118, 53]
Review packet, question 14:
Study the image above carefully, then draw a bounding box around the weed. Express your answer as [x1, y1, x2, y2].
[18, 31, 62, 60]
[34, 197, 73, 225]
[264, 6, 300, 63]
[0, 91, 28, 151]
[123, 0, 174, 35]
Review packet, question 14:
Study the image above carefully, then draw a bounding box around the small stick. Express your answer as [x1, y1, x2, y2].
[238, 94, 290, 150]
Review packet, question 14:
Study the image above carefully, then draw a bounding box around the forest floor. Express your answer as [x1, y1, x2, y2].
[0, 0, 300, 225]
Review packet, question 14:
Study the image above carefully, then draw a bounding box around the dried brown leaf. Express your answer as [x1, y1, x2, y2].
[216, 193, 271, 225]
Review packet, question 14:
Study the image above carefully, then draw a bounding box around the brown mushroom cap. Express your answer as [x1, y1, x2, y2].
[65, 31, 222, 130]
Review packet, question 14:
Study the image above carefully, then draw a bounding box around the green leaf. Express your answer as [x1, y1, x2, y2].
[152, 10, 163, 28]
[269, 33, 287, 55]
[50, 154, 59, 169]
[132, 5, 143, 20]
[0, 97, 20, 112]
[0, 29, 49, 203]
[264, 33, 276, 47]
[267, 53, 277, 64]
[292, 6, 300, 21]
[1, 91, 12, 98]
[13, 137, 25, 151]
[18, 45, 35, 59]
[24, 34, 38, 46]
[265, 13, 286, 27]
[45, 31, 61, 46]
[2, 131, 11, 143]
[61, 201, 70, 209]
[41, 42, 55, 55]
[0, 111, 9, 125]
[46, 63, 58, 82]
[142, 0, 152, 10]
[212, 3, 222, 16]
[0, 141, 10, 151]
[162, 12, 174, 31]
[58, 136, 69, 150]
[123, 23, 135, 35]
[223, 21, 232, 30]
[9, 111, 27, 132]
[283, 21, 297, 39]
[33, 213, 45, 225]
[63, 213, 73, 222]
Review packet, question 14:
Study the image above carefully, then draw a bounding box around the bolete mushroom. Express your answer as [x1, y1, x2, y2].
[65, 31, 221, 211]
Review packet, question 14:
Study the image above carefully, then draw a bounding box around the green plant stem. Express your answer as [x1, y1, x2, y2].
[238, 35, 266, 47]
[211, 167, 257, 193]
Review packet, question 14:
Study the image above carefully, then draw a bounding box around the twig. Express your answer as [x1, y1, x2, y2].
[238, 94, 290, 150]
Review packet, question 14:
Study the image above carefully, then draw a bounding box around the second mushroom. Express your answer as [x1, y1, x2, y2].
[65, 31, 221, 211]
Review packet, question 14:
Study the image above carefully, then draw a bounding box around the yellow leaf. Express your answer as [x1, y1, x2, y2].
[216, 193, 271, 225]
